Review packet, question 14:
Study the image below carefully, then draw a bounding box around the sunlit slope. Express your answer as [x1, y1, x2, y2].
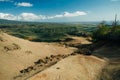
[28, 55, 107, 80]
[0, 33, 75, 80]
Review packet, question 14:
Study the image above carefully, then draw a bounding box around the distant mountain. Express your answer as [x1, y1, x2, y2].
[0, 19, 118, 25]
[0, 19, 41, 24]
[0, 19, 24, 24]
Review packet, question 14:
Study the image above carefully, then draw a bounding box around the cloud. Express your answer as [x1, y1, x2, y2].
[64, 11, 87, 17]
[0, 11, 87, 21]
[18, 13, 46, 21]
[111, 0, 120, 1]
[18, 13, 39, 20]
[15, 2, 33, 7]
[0, 13, 16, 20]
[54, 14, 63, 18]
[49, 11, 87, 19]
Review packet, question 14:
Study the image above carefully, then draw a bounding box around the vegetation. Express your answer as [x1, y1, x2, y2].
[0, 20, 96, 42]
[93, 20, 120, 42]
[0, 18, 120, 43]
[92, 16, 120, 80]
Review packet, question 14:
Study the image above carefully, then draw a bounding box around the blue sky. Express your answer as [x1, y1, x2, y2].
[0, 0, 120, 22]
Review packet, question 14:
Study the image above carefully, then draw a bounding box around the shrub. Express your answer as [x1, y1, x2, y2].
[92, 21, 120, 42]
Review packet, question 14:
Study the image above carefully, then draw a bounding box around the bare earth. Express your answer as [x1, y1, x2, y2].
[0, 33, 108, 80]
[0, 33, 75, 80]
[28, 55, 107, 80]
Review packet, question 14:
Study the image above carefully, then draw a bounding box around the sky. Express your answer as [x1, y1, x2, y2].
[0, 0, 120, 22]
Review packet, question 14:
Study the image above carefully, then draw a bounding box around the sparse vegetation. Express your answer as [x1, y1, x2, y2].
[0, 20, 96, 42]
[93, 19, 120, 42]
[91, 18, 120, 80]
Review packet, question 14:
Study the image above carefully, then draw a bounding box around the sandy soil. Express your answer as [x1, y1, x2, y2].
[0, 33, 75, 80]
[28, 55, 107, 80]
[0, 33, 108, 80]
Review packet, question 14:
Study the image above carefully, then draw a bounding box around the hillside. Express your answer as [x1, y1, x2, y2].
[0, 32, 108, 80]
[0, 32, 75, 80]
[0, 32, 119, 80]
[28, 55, 107, 80]
[0, 0, 120, 80]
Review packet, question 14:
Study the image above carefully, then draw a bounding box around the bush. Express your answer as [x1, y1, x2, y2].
[92, 21, 120, 42]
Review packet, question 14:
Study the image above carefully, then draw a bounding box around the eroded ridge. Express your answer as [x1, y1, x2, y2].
[13, 53, 77, 80]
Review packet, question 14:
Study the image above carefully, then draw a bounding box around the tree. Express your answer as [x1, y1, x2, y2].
[110, 14, 120, 41]
[111, 14, 119, 32]
[93, 21, 110, 41]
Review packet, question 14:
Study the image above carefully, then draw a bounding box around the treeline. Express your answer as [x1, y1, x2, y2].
[92, 21, 120, 42]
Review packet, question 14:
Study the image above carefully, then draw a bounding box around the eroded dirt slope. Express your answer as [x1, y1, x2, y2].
[28, 55, 107, 80]
[0, 33, 75, 80]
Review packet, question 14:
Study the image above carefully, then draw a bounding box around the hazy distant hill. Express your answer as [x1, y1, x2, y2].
[0, 19, 42, 24]
[0, 19, 22, 24]
[0, 19, 116, 25]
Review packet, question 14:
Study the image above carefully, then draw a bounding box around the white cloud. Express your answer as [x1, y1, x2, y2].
[18, 13, 41, 21]
[0, 11, 87, 21]
[63, 11, 86, 17]
[50, 11, 87, 19]
[54, 14, 63, 18]
[39, 15, 47, 20]
[15, 2, 33, 7]
[0, 13, 16, 20]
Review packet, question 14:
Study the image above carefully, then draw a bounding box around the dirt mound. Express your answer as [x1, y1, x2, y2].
[28, 55, 107, 80]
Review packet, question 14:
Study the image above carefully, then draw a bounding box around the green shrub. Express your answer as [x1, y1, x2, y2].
[93, 22, 120, 42]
